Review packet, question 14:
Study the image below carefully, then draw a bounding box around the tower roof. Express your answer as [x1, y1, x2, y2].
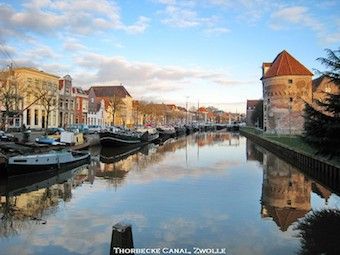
[262, 50, 313, 79]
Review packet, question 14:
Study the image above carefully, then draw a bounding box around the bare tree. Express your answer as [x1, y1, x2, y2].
[0, 68, 23, 130]
[32, 83, 58, 134]
[106, 95, 125, 126]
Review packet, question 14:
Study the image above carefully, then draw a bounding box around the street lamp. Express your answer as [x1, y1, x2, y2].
[186, 96, 189, 124]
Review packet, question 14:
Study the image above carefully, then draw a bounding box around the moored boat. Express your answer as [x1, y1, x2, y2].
[175, 126, 186, 137]
[136, 127, 159, 143]
[6, 150, 90, 175]
[156, 126, 176, 142]
[35, 135, 63, 145]
[99, 127, 144, 147]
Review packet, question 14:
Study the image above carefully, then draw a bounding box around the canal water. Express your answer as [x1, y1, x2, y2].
[0, 132, 339, 255]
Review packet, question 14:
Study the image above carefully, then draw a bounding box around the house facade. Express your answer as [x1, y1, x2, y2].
[58, 75, 75, 128]
[261, 50, 313, 134]
[87, 98, 105, 126]
[73, 87, 88, 124]
[1, 67, 60, 130]
[88, 85, 133, 127]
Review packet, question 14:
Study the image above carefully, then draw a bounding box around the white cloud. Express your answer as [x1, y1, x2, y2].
[73, 52, 242, 91]
[63, 39, 88, 52]
[157, 0, 224, 31]
[270, 6, 340, 44]
[0, 0, 150, 38]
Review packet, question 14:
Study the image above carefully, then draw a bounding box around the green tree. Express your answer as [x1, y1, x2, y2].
[304, 48, 340, 156]
[294, 209, 340, 255]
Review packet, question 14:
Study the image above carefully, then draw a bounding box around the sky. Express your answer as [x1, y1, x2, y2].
[0, 0, 339, 113]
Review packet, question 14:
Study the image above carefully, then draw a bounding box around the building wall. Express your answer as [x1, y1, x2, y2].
[58, 75, 75, 127]
[246, 108, 255, 126]
[74, 94, 88, 124]
[262, 75, 312, 134]
[87, 99, 105, 126]
[14, 68, 60, 129]
[103, 96, 133, 127]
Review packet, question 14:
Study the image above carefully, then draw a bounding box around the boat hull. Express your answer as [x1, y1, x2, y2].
[100, 132, 142, 147]
[6, 154, 90, 176]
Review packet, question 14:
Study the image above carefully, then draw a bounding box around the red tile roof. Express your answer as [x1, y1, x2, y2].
[198, 107, 207, 113]
[262, 50, 313, 79]
[90, 85, 131, 98]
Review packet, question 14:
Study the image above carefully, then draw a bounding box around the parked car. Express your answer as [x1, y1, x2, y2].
[47, 127, 65, 135]
[88, 125, 102, 134]
[67, 124, 89, 134]
[0, 131, 18, 142]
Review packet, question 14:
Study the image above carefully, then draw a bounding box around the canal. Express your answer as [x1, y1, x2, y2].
[0, 132, 339, 255]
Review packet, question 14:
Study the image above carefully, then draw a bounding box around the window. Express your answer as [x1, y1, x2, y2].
[289, 97, 293, 102]
[34, 109, 38, 125]
[288, 79, 293, 84]
[26, 109, 31, 125]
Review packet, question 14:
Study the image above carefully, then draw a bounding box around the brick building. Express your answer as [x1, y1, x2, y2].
[72, 87, 88, 124]
[246, 99, 262, 126]
[261, 50, 313, 134]
[88, 85, 133, 127]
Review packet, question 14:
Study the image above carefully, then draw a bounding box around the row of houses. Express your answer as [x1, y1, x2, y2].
[0, 67, 242, 131]
[246, 50, 339, 134]
[0, 67, 134, 130]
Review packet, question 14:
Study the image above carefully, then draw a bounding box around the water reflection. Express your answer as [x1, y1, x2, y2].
[246, 140, 338, 232]
[0, 133, 338, 255]
[0, 165, 91, 238]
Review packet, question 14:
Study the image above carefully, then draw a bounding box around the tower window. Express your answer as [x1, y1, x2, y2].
[288, 79, 293, 84]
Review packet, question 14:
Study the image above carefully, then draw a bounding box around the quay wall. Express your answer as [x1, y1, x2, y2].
[240, 129, 340, 194]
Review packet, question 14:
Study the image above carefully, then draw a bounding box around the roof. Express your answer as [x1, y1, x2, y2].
[266, 206, 310, 231]
[13, 67, 60, 79]
[90, 85, 131, 98]
[198, 107, 208, 113]
[247, 99, 261, 109]
[262, 50, 313, 79]
[72, 87, 88, 95]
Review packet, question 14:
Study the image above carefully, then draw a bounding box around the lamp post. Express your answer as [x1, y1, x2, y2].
[186, 96, 189, 124]
[289, 97, 292, 137]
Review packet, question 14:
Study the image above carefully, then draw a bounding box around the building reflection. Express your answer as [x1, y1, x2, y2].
[246, 140, 334, 232]
[94, 132, 241, 188]
[261, 152, 311, 231]
[0, 164, 91, 237]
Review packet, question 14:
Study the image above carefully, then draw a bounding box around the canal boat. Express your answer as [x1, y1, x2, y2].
[175, 126, 186, 137]
[35, 135, 62, 145]
[156, 126, 176, 142]
[184, 124, 194, 135]
[99, 127, 146, 147]
[136, 127, 159, 143]
[6, 150, 91, 175]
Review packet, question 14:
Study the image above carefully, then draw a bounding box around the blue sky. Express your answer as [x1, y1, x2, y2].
[0, 0, 339, 112]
